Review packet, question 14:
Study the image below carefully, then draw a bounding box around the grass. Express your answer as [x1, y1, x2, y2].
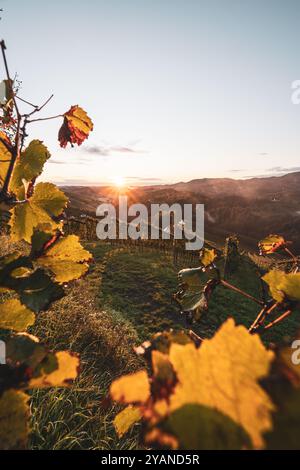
[29, 243, 144, 450]
[91, 242, 299, 345]
[94, 247, 185, 339]
[1, 236, 299, 449]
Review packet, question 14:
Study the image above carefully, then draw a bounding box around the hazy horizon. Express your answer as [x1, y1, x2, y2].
[57, 168, 300, 188]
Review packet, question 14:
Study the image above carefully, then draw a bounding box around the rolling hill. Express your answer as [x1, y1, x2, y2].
[61, 171, 300, 250]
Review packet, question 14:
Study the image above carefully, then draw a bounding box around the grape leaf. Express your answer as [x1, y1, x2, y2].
[0, 255, 64, 312]
[6, 333, 46, 369]
[9, 140, 51, 200]
[167, 319, 275, 449]
[199, 248, 217, 267]
[175, 265, 218, 320]
[1, 335, 77, 392]
[38, 235, 92, 282]
[114, 405, 142, 437]
[110, 370, 150, 404]
[0, 390, 30, 450]
[0, 131, 13, 186]
[58, 105, 93, 148]
[259, 235, 286, 255]
[263, 270, 300, 303]
[151, 404, 251, 450]
[18, 269, 64, 313]
[9, 183, 68, 242]
[0, 299, 35, 332]
[265, 387, 300, 450]
[31, 182, 68, 217]
[28, 351, 79, 388]
[111, 319, 275, 449]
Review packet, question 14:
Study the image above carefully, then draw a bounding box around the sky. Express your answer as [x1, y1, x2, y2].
[1, 0, 300, 186]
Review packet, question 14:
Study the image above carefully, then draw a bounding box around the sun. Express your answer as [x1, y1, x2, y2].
[112, 175, 126, 188]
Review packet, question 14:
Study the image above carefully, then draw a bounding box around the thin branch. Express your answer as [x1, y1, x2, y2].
[25, 94, 54, 118]
[0, 40, 22, 195]
[220, 279, 264, 306]
[26, 113, 62, 124]
[249, 301, 279, 333]
[249, 306, 268, 333]
[1, 116, 21, 195]
[263, 310, 293, 330]
[284, 247, 298, 265]
[0, 40, 20, 118]
[16, 96, 38, 108]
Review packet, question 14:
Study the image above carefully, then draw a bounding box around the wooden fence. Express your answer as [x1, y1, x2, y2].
[63, 215, 208, 268]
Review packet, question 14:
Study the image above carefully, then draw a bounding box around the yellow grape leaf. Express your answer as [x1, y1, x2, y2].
[0, 390, 30, 450]
[38, 235, 92, 282]
[9, 183, 68, 242]
[11, 267, 33, 278]
[0, 298, 35, 331]
[39, 259, 89, 283]
[31, 182, 68, 217]
[58, 105, 93, 148]
[0, 131, 13, 186]
[263, 270, 300, 303]
[28, 351, 79, 388]
[9, 140, 51, 200]
[258, 235, 286, 255]
[199, 248, 217, 267]
[114, 405, 142, 437]
[110, 370, 150, 404]
[41, 235, 92, 262]
[9, 201, 58, 243]
[168, 319, 275, 449]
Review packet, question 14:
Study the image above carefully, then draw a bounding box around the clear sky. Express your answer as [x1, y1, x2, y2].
[1, 0, 300, 185]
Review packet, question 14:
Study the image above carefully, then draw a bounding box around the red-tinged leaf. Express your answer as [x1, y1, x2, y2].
[58, 105, 93, 148]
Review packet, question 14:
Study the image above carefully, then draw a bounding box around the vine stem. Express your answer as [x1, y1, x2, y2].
[0, 40, 20, 118]
[263, 309, 292, 330]
[0, 40, 22, 196]
[220, 279, 264, 306]
[249, 301, 279, 333]
[27, 114, 62, 124]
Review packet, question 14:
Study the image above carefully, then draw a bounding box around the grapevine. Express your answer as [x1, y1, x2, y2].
[0, 40, 93, 449]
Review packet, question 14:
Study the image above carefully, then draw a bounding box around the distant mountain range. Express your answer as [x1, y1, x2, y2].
[62, 171, 300, 251]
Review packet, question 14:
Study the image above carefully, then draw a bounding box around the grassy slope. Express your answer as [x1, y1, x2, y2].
[27, 240, 299, 449]
[93, 243, 299, 345]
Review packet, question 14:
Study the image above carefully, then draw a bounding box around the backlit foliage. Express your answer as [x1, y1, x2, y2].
[0, 40, 93, 448]
[110, 236, 300, 449]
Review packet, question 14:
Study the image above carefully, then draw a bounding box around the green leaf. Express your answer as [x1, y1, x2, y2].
[175, 266, 218, 319]
[6, 333, 47, 369]
[0, 299, 35, 332]
[18, 269, 64, 313]
[9, 140, 51, 200]
[263, 270, 300, 303]
[0, 255, 64, 312]
[159, 404, 252, 450]
[265, 387, 300, 450]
